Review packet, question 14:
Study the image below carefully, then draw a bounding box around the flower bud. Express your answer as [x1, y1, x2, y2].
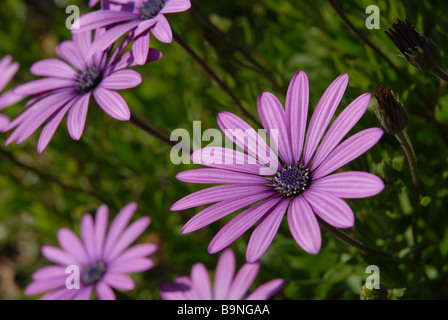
[374, 86, 408, 135]
[360, 284, 389, 300]
[385, 19, 441, 71]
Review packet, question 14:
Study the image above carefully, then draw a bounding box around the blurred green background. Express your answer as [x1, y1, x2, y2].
[0, 0, 447, 300]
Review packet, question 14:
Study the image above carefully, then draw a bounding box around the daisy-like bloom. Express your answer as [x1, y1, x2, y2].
[25, 202, 156, 300]
[73, 0, 191, 65]
[0, 55, 25, 130]
[5, 30, 162, 153]
[160, 248, 283, 300]
[171, 71, 385, 263]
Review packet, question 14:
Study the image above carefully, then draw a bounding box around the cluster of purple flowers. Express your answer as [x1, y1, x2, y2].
[0, 0, 385, 300]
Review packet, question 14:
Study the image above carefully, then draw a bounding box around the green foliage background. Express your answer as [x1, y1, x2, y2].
[0, 0, 447, 300]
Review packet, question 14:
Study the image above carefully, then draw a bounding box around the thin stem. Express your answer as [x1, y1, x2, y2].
[0, 148, 110, 204]
[395, 130, 421, 244]
[317, 216, 401, 261]
[430, 66, 448, 83]
[326, 0, 431, 107]
[129, 113, 176, 147]
[172, 31, 261, 127]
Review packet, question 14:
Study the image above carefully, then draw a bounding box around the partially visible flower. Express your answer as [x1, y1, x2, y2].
[5, 30, 162, 153]
[385, 19, 440, 71]
[171, 71, 384, 263]
[0, 55, 25, 131]
[89, 0, 100, 7]
[374, 86, 408, 135]
[74, 0, 191, 65]
[25, 202, 156, 300]
[159, 248, 283, 300]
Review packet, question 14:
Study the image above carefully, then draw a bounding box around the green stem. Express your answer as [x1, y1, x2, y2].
[172, 31, 261, 127]
[129, 113, 176, 147]
[395, 131, 420, 244]
[317, 217, 400, 261]
[430, 66, 448, 83]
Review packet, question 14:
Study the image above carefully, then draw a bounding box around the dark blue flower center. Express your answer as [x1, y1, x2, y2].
[82, 261, 106, 285]
[273, 164, 311, 197]
[76, 67, 102, 93]
[140, 0, 166, 19]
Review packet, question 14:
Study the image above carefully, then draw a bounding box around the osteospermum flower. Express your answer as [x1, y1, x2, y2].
[171, 71, 384, 263]
[0, 55, 25, 130]
[74, 0, 191, 65]
[25, 202, 156, 300]
[160, 248, 283, 300]
[5, 30, 162, 153]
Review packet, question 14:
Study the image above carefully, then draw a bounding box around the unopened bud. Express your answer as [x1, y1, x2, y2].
[360, 284, 389, 300]
[386, 19, 440, 71]
[374, 86, 408, 135]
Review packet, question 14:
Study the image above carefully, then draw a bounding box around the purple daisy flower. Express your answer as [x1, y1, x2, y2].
[74, 0, 191, 65]
[0, 55, 25, 131]
[160, 248, 283, 300]
[5, 30, 162, 153]
[25, 202, 156, 300]
[171, 71, 385, 263]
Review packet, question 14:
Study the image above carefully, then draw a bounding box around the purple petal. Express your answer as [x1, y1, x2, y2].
[310, 171, 384, 198]
[285, 71, 309, 164]
[208, 197, 282, 254]
[37, 102, 73, 153]
[39, 286, 79, 300]
[87, 20, 142, 57]
[217, 112, 279, 170]
[117, 243, 157, 260]
[93, 87, 131, 121]
[66, 92, 91, 141]
[0, 114, 9, 131]
[32, 265, 67, 281]
[311, 93, 371, 171]
[246, 198, 289, 263]
[72, 31, 93, 60]
[312, 128, 384, 180]
[191, 263, 212, 300]
[191, 147, 275, 176]
[55, 40, 87, 72]
[100, 70, 142, 90]
[41, 245, 78, 266]
[103, 217, 150, 262]
[161, 0, 191, 14]
[103, 202, 137, 258]
[213, 248, 235, 300]
[227, 262, 260, 300]
[132, 33, 150, 66]
[106, 49, 162, 73]
[151, 15, 173, 43]
[107, 257, 154, 273]
[287, 196, 321, 254]
[30, 59, 78, 79]
[74, 286, 93, 300]
[103, 273, 135, 291]
[159, 281, 189, 300]
[245, 278, 284, 300]
[0, 60, 19, 92]
[171, 184, 271, 212]
[80, 214, 96, 263]
[24, 278, 66, 296]
[302, 74, 349, 166]
[6, 92, 75, 147]
[181, 192, 274, 233]
[257, 92, 293, 165]
[14, 78, 75, 96]
[0, 90, 25, 110]
[73, 10, 140, 33]
[303, 190, 354, 228]
[176, 168, 271, 184]
[57, 228, 90, 266]
[94, 204, 109, 259]
[96, 282, 116, 300]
